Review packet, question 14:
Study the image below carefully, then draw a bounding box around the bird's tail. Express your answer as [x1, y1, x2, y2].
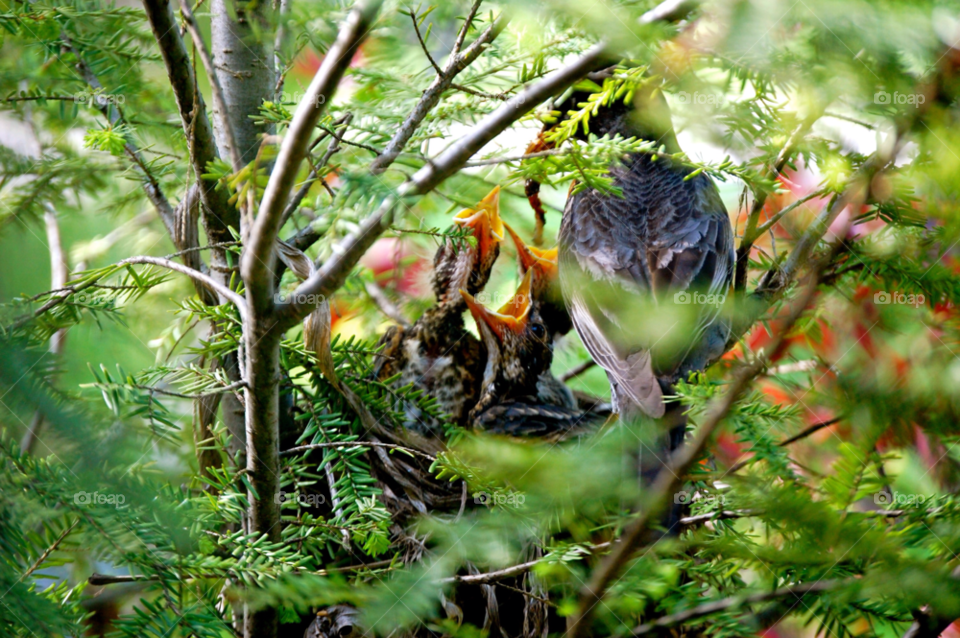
[623, 379, 688, 534]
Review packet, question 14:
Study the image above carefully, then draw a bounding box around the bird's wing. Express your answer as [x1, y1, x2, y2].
[560, 188, 664, 417]
[646, 174, 735, 374]
[565, 277, 665, 417]
[646, 174, 733, 299]
[560, 162, 734, 415]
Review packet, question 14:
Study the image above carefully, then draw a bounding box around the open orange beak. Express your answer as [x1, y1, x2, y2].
[460, 270, 533, 340]
[454, 186, 504, 261]
[504, 222, 559, 281]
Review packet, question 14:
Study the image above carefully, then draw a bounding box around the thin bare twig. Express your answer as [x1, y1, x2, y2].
[724, 417, 843, 474]
[364, 281, 409, 327]
[464, 149, 566, 167]
[559, 360, 597, 383]
[88, 573, 155, 586]
[280, 114, 352, 227]
[753, 189, 826, 238]
[369, 7, 507, 174]
[779, 416, 841, 446]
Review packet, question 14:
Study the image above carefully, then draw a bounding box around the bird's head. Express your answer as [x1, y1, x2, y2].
[461, 270, 552, 395]
[504, 222, 558, 295]
[504, 222, 572, 337]
[453, 185, 504, 266]
[551, 75, 681, 154]
[304, 606, 360, 638]
[433, 186, 504, 305]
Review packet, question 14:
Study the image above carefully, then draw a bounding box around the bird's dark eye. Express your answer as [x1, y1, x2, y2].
[530, 323, 546, 340]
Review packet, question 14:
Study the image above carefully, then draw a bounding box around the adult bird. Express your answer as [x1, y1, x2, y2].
[556, 82, 735, 426]
[373, 187, 504, 437]
[462, 271, 595, 439]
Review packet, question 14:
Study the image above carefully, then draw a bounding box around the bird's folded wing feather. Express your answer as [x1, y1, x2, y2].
[560, 187, 664, 417]
[560, 163, 733, 416]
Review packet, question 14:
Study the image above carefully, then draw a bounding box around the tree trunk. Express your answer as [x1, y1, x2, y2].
[208, 2, 276, 636]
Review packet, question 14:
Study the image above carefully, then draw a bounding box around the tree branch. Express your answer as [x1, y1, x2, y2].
[724, 417, 842, 474]
[752, 189, 825, 239]
[364, 281, 410, 327]
[243, 0, 381, 313]
[369, 8, 507, 174]
[21, 205, 69, 454]
[280, 441, 434, 461]
[280, 114, 352, 228]
[734, 120, 812, 292]
[60, 36, 178, 240]
[117, 256, 248, 319]
[275, 42, 611, 333]
[464, 148, 566, 167]
[21, 520, 78, 580]
[178, 0, 242, 171]
[141, 0, 237, 249]
[559, 360, 597, 383]
[638, 0, 702, 24]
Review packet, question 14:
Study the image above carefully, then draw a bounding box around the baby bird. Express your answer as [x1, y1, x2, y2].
[462, 272, 592, 439]
[504, 222, 572, 338]
[303, 606, 360, 638]
[373, 187, 504, 437]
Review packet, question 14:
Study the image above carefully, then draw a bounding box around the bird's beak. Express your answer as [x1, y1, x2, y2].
[454, 186, 504, 261]
[504, 222, 559, 281]
[460, 270, 533, 339]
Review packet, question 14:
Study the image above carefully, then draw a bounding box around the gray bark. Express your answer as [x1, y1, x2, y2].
[207, 4, 276, 635]
[210, 0, 276, 165]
